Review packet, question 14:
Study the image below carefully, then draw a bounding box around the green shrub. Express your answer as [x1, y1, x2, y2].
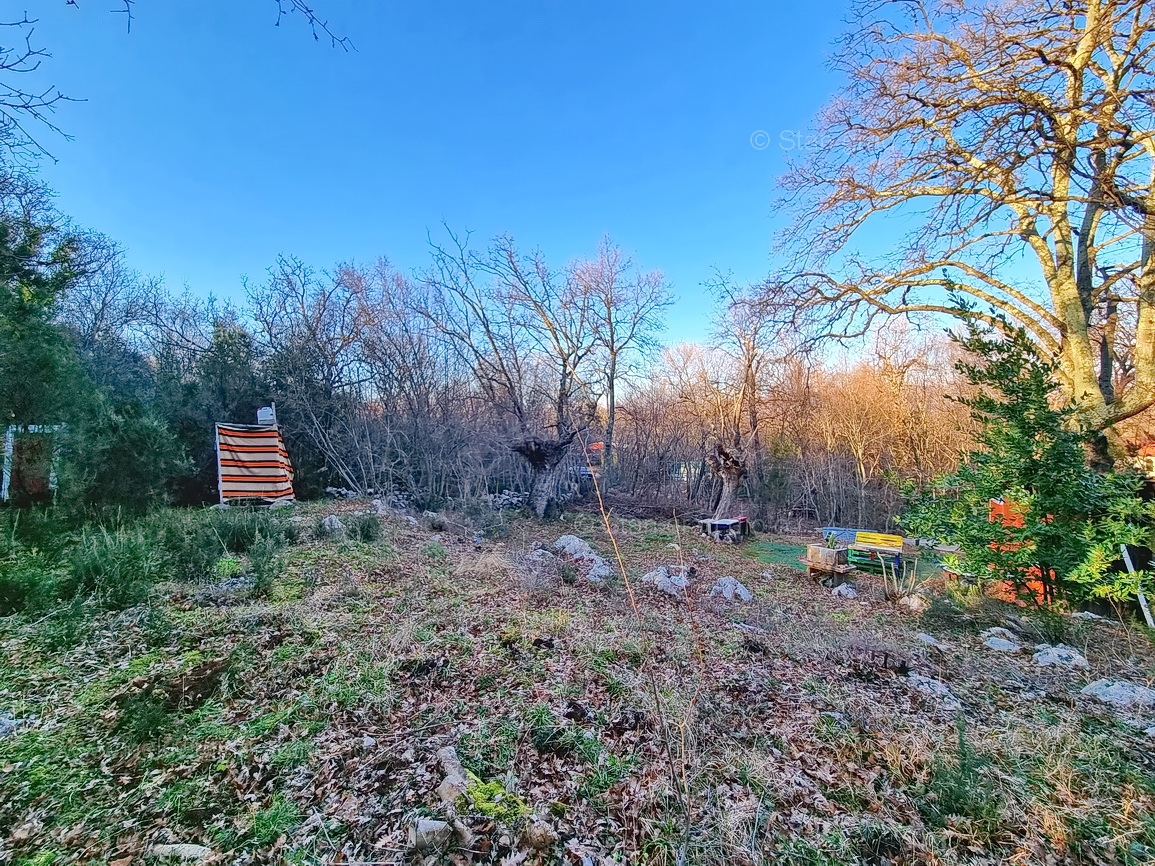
[68, 525, 167, 609]
[57, 400, 190, 517]
[117, 692, 173, 743]
[0, 547, 63, 615]
[0, 507, 75, 556]
[248, 533, 285, 597]
[346, 514, 381, 544]
[143, 508, 299, 585]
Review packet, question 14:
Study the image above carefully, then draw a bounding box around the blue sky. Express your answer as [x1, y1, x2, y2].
[28, 1, 846, 343]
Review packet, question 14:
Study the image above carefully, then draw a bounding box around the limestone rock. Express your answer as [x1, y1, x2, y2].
[984, 637, 1022, 653]
[0, 712, 24, 739]
[831, 583, 858, 599]
[709, 576, 753, 602]
[896, 594, 930, 614]
[1032, 644, 1089, 669]
[906, 673, 962, 710]
[982, 627, 1020, 643]
[321, 515, 344, 535]
[553, 535, 612, 583]
[916, 633, 945, 648]
[436, 746, 469, 803]
[1081, 678, 1155, 710]
[641, 565, 692, 599]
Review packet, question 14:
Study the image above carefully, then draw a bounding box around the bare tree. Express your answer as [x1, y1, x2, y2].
[247, 256, 377, 492]
[416, 230, 599, 518]
[571, 238, 671, 470]
[775, 0, 1155, 452]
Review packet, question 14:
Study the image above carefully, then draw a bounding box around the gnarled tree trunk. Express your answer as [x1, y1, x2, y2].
[512, 433, 575, 519]
[706, 443, 746, 520]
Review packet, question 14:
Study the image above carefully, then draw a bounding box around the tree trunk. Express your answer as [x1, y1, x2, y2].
[511, 434, 574, 519]
[705, 443, 746, 521]
[604, 354, 617, 473]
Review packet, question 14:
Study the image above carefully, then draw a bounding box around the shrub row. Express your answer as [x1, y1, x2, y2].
[0, 507, 305, 615]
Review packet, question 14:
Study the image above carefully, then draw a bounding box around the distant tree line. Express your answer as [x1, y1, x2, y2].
[0, 163, 986, 527]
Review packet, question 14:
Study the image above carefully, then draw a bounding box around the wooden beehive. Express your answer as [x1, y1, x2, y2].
[806, 544, 848, 570]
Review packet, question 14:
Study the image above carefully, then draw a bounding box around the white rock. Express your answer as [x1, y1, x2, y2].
[906, 674, 962, 710]
[916, 633, 944, 648]
[410, 818, 454, 851]
[831, 583, 858, 599]
[982, 627, 1020, 643]
[896, 594, 930, 614]
[641, 565, 691, 599]
[321, 515, 344, 534]
[435, 746, 469, 803]
[1070, 610, 1104, 621]
[984, 637, 1022, 653]
[554, 534, 597, 559]
[1032, 644, 1089, 669]
[362, 735, 377, 749]
[1081, 678, 1155, 710]
[150, 844, 213, 861]
[553, 535, 612, 583]
[709, 576, 753, 602]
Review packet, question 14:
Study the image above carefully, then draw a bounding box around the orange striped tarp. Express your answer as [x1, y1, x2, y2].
[215, 424, 295, 502]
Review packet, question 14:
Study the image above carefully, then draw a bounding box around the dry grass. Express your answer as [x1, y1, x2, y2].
[2, 504, 1155, 864]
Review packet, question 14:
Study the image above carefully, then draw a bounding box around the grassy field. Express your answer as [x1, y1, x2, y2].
[2, 504, 1155, 865]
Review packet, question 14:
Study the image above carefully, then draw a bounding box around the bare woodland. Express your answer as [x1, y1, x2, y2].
[6, 0, 1153, 525]
[51, 227, 977, 528]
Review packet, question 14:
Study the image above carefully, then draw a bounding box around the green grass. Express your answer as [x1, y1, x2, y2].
[249, 793, 302, 847]
[747, 540, 806, 569]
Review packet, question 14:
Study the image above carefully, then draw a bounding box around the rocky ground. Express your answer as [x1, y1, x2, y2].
[2, 502, 1155, 865]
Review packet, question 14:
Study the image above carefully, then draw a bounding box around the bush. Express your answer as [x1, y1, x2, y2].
[903, 321, 1155, 605]
[68, 525, 168, 609]
[211, 508, 285, 554]
[346, 514, 381, 544]
[248, 533, 285, 598]
[144, 508, 299, 584]
[57, 399, 191, 518]
[0, 548, 62, 615]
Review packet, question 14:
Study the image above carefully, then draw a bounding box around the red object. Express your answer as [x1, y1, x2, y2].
[989, 498, 1026, 528]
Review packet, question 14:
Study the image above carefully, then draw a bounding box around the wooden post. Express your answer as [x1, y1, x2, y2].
[214, 424, 225, 506]
[1122, 544, 1154, 628]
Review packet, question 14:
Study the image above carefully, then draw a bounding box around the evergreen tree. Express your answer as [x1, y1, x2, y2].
[904, 322, 1153, 604]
